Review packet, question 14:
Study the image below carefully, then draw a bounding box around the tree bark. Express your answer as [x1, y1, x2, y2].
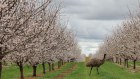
[119, 58, 122, 65]
[62, 60, 64, 65]
[48, 63, 51, 72]
[17, 62, 24, 79]
[124, 59, 126, 67]
[19, 65, 24, 79]
[126, 59, 129, 68]
[58, 61, 59, 68]
[42, 62, 46, 74]
[32, 65, 37, 76]
[58, 61, 60, 68]
[60, 60, 62, 66]
[52, 63, 54, 70]
[133, 60, 136, 69]
[0, 61, 2, 79]
[117, 58, 119, 64]
[116, 57, 118, 63]
[0, 47, 2, 79]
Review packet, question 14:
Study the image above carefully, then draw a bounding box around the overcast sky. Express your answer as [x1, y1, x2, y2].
[61, 0, 139, 56]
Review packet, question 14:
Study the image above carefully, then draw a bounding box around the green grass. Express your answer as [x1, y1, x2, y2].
[2, 64, 44, 79]
[1, 63, 74, 79]
[38, 63, 74, 79]
[2, 62, 140, 79]
[64, 62, 140, 79]
[129, 61, 140, 67]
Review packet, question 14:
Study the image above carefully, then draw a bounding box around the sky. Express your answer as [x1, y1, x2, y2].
[61, 0, 139, 56]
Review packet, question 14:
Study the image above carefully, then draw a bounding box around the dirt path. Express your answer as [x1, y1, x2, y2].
[53, 64, 77, 79]
[24, 74, 44, 79]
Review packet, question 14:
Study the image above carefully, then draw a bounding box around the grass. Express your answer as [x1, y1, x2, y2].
[2, 62, 140, 79]
[1, 63, 75, 79]
[64, 62, 140, 79]
[38, 63, 74, 79]
[129, 61, 140, 67]
[2, 64, 44, 79]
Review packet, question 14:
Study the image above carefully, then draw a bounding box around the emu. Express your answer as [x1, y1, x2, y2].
[86, 54, 106, 76]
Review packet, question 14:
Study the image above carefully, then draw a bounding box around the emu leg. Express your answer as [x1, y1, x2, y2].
[89, 67, 93, 76]
[96, 67, 99, 74]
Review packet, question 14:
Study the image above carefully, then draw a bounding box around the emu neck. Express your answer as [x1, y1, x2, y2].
[102, 54, 106, 63]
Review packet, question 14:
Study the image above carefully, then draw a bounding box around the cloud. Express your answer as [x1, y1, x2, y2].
[62, 0, 139, 55]
[71, 19, 122, 55]
[69, 18, 122, 40]
[78, 38, 102, 56]
[63, 0, 139, 20]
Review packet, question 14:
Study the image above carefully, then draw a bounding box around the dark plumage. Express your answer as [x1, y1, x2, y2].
[86, 54, 106, 75]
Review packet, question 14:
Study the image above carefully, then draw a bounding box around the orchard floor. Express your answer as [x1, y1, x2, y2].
[2, 62, 140, 79]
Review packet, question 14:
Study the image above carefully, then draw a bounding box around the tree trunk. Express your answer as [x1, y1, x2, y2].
[48, 63, 51, 72]
[119, 58, 122, 65]
[58, 61, 59, 68]
[126, 59, 129, 68]
[18, 63, 24, 79]
[117, 58, 119, 64]
[58, 61, 60, 68]
[62, 60, 64, 65]
[60, 60, 62, 66]
[32, 65, 37, 76]
[0, 61, 2, 79]
[116, 57, 118, 63]
[60, 61, 61, 66]
[133, 60, 136, 69]
[42, 62, 46, 74]
[0, 47, 3, 79]
[124, 59, 126, 67]
[52, 63, 54, 70]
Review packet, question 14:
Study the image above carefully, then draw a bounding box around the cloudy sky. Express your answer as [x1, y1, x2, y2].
[61, 0, 139, 56]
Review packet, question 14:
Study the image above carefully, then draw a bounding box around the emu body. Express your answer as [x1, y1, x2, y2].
[86, 54, 106, 76]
